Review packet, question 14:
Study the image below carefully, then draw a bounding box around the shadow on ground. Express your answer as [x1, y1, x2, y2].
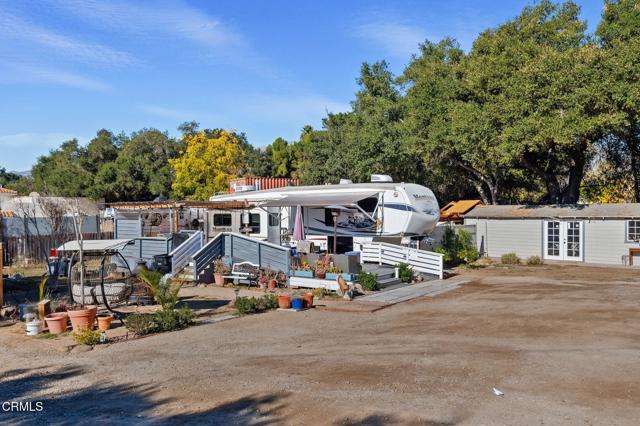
[0, 366, 286, 425]
[178, 295, 230, 312]
[335, 414, 461, 426]
[0, 367, 460, 425]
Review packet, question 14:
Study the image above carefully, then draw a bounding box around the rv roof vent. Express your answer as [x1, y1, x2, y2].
[339, 179, 353, 185]
[235, 184, 255, 193]
[370, 174, 393, 183]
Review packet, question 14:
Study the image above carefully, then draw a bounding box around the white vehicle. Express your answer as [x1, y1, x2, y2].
[208, 175, 440, 243]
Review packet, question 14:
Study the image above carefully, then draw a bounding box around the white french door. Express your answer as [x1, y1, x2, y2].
[544, 220, 583, 261]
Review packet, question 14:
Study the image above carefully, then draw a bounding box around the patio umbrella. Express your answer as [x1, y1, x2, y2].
[293, 205, 305, 241]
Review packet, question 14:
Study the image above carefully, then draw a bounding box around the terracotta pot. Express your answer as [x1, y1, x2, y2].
[268, 279, 277, 290]
[68, 307, 94, 331]
[214, 273, 225, 286]
[278, 295, 291, 309]
[97, 314, 113, 331]
[44, 312, 68, 334]
[87, 305, 98, 328]
[302, 293, 314, 308]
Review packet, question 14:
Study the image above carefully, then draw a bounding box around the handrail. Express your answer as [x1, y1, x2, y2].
[170, 231, 204, 274]
[191, 232, 290, 282]
[360, 241, 444, 279]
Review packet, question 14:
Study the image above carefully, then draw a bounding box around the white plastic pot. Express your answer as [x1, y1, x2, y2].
[26, 320, 41, 336]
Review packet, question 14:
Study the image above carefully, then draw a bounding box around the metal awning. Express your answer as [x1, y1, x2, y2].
[57, 239, 135, 253]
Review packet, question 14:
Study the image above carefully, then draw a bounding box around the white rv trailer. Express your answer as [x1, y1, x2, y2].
[208, 176, 440, 246]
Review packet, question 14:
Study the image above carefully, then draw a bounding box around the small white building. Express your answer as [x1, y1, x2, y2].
[464, 204, 640, 265]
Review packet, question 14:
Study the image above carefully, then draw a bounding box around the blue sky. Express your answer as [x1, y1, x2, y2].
[0, 0, 603, 171]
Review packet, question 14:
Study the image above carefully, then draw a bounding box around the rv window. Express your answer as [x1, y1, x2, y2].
[357, 197, 378, 214]
[213, 213, 232, 227]
[249, 213, 261, 233]
[268, 213, 280, 227]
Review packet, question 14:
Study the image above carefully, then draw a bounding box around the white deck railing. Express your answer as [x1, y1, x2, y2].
[360, 241, 444, 279]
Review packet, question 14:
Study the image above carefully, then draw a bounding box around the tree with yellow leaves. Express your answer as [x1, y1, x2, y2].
[170, 129, 245, 200]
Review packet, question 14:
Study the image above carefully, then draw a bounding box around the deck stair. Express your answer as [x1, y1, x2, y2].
[359, 241, 444, 279]
[361, 264, 401, 289]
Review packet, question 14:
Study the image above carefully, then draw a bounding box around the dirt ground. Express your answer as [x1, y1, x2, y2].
[1, 264, 639, 425]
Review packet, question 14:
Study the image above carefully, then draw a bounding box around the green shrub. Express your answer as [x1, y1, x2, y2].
[125, 313, 156, 336]
[358, 271, 378, 291]
[234, 295, 279, 315]
[526, 255, 543, 265]
[72, 328, 102, 345]
[138, 270, 184, 310]
[125, 307, 195, 335]
[438, 227, 478, 267]
[501, 253, 521, 265]
[395, 263, 413, 283]
[456, 230, 479, 263]
[176, 306, 195, 327]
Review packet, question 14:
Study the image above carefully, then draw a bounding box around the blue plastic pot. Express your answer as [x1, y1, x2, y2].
[291, 298, 304, 311]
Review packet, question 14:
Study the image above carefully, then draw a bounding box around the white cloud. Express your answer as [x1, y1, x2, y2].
[354, 21, 429, 57]
[50, 0, 245, 48]
[0, 64, 111, 92]
[0, 11, 135, 66]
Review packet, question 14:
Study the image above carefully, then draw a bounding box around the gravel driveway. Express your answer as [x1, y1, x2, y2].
[1, 264, 639, 425]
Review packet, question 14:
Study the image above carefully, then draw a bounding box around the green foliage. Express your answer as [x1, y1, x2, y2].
[137, 270, 184, 310]
[395, 263, 413, 283]
[152, 307, 194, 332]
[234, 294, 278, 315]
[125, 307, 194, 335]
[501, 253, 521, 265]
[438, 228, 479, 267]
[526, 256, 544, 266]
[72, 328, 102, 345]
[125, 313, 156, 336]
[358, 271, 378, 291]
[38, 275, 48, 302]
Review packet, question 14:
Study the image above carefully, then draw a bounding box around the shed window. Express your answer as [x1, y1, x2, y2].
[213, 214, 232, 227]
[628, 220, 640, 242]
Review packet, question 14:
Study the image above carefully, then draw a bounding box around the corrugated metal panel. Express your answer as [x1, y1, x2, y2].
[229, 177, 300, 193]
[115, 218, 141, 239]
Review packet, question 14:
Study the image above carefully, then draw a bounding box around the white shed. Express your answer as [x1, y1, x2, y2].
[464, 204, 640, 265]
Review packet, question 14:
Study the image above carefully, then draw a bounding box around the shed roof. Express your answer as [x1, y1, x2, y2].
[440, 200, 482, 221]
[465, 203, 640, 219]
[0, 187, 17, 195]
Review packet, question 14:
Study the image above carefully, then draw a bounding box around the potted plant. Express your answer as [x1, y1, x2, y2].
[97, 313, 113, 331]
[68, 304, 96, 331]
[44, 312, 69, 334]
[325, 265, 344, 281]
[277, 294, 291, 309]
[292, 261, 314, 278]
[213, 257, 229, 286]
[302, 293, 314, 308]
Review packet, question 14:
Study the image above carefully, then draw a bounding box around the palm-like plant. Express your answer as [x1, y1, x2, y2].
[137, 270, 184, 310]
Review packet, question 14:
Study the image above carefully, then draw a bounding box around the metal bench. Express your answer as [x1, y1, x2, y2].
[223, 261, 259, 288]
